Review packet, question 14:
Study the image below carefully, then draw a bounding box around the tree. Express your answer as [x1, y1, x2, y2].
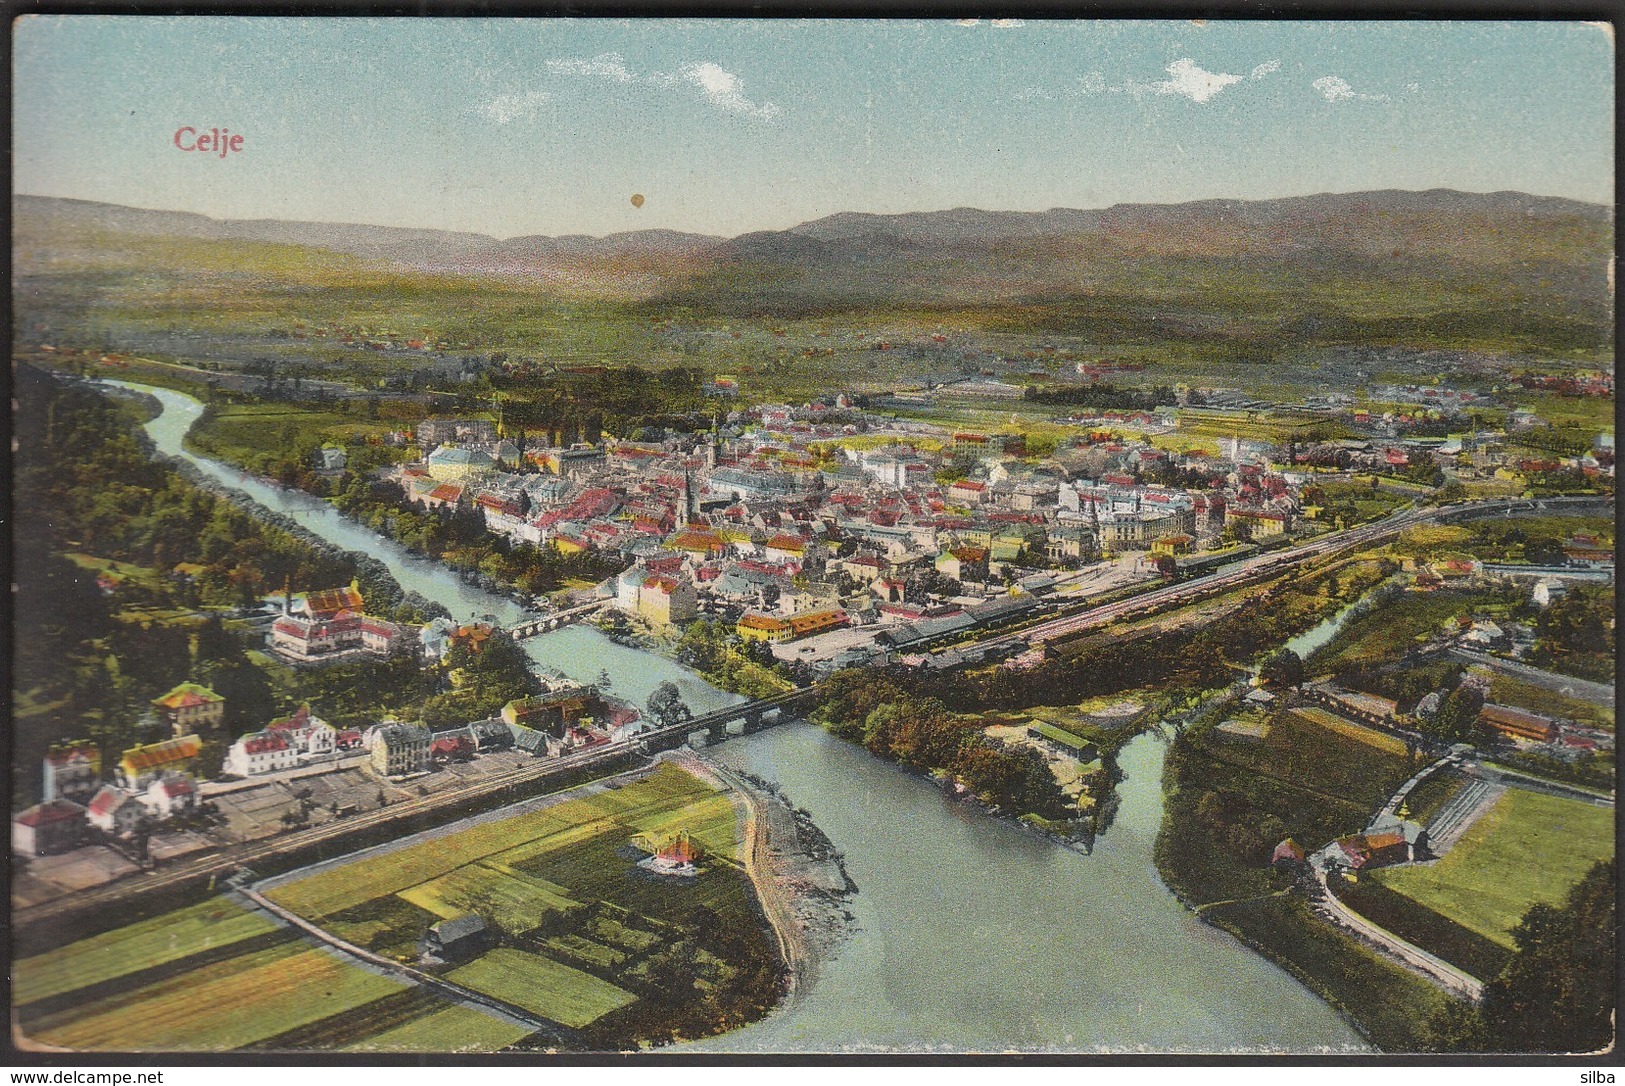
[1258, 649, 1304, 689]
[1429, 860, 1615, 1052]
[646, 681, 692, 728]
[1429, 684, 1485, 743]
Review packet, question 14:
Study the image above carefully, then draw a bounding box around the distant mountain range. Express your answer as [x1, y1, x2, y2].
[14, 189, 1614, 348]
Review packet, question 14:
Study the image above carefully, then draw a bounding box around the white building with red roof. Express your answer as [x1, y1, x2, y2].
[224, 730, 300, 777]
[140, 771, 198, 818]
[269, 583, 407, 663]
[42, 742, 101, 804]
[87, 785, 145, 836]
[12, 800, 86, 855]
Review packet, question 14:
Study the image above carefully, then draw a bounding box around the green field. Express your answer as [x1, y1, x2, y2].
[14, 899, 281, 1005]
[1311, 590, 1472, 672]
[191, 403, 391, 461]
[342, 1005, 535, 1054]
[1285, 706, 1410, 756]
[446, 948, 637, 1028]
[24, 944, 407, 1051]
[1487, 671, 1614, 730]
[259, 762, 765, 1046]
[1215, 706, 1414, 810]
[1373, 789, 1615, 948]
[398, 863, 579, 933]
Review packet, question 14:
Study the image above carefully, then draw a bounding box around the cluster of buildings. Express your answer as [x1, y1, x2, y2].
[380, 413, 1322, 654]
[363, 674, 642, 778]
[1303, 679, 1613, 763]
[14, 729, 205, 853]
[12, 665, 649, 856]
[269, 583, 411, 663]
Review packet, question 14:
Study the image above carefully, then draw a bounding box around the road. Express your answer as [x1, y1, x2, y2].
[1313, 867, 1484, 1002]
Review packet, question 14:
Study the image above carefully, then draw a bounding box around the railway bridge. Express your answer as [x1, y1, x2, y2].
[638, 686, 826, 753]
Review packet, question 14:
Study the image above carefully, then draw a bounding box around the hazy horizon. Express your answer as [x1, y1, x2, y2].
[15, 183, 1612, 243]
[15, 18, 1614, 238]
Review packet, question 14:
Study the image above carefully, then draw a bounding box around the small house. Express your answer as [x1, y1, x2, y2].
[151, 682, 225, 736]
[141, 772, 198, 819]
[87, 786, 145, 836]
[12, 800, 86, 856]
[1271, 838, 1305, 868]
[418, 913, 490, 963]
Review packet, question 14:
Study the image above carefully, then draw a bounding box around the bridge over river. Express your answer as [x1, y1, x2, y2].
[505, 601, 609, 639]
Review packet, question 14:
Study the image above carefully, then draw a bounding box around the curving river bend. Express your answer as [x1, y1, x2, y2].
[114, 381, 1368, 1053]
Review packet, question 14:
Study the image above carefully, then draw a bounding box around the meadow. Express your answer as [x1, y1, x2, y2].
[1372, 789, 1615, 948]
[264, 762, 761, 1041]
[342, 1004, 535, 1054]
[1213, 706, 1415, 811]
[13, 898, 282, 1006]
[446, 948, 637, 1028]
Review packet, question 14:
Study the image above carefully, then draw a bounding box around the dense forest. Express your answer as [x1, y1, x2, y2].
[13, 369, 382, 800]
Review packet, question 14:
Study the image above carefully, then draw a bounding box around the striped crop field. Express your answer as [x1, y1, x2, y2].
[446, 948, 636, 1028]
[342, 1005, 535, 1054]
[22, 944, 407, 1051]
[397, 863, 579, 933]
[14, 898, 283, 1006]
[1287, 706, 1409, 756]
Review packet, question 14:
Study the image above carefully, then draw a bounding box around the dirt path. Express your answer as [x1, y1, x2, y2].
[1312, 869, 1484, 1001]
[668, 752, 810, 1001]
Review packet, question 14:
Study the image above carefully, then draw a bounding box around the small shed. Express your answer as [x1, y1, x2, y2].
[419, 913, 490, 963]
[1271, 838, 1305, 868]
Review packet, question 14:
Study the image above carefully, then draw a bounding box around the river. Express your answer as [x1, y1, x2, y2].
[112, 380, 1368, 1053]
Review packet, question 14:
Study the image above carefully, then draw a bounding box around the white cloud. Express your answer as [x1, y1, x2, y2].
[990, 18, 1024, 28]
[1076, 71, 1108, 95]
[1313, 74, 1389, 102]
[1143, 58, 1243, 103]
[544, 52, 634, 83]
[661, 61, 781, 120]
[479, 89, 550, 124]
[954, 18, 980, 26]
[1312, 75, 1356, 101]
[483, 54, 780, 126]
[1250, 59, 1281, 80]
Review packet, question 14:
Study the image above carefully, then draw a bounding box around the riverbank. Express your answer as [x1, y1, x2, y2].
[85, 379, 1370, 1052]
[672, 750, 856, 1008]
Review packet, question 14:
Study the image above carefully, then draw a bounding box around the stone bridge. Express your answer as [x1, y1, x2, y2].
[506, 602, 608, 640]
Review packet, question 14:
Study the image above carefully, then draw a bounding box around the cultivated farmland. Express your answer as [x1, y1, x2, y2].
[23, 944, 407, 1051]
[447, 948, 637, 1028]
[342, 1005, 535, 1053]
[13, 898, 282, 1006]
[260, 761, 774, 1045]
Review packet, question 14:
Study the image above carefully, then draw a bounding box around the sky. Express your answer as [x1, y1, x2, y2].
[13, 18, 1616, 239]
